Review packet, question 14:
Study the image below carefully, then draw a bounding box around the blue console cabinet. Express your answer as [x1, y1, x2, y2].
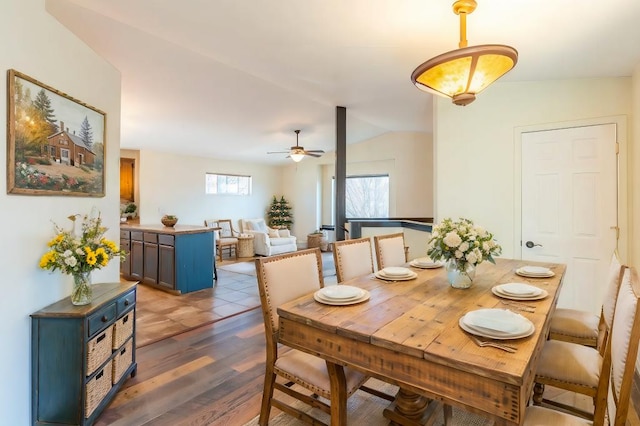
[31, 282, 137, 425]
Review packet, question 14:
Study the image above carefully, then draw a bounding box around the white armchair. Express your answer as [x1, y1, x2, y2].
[240, 218, 297, 256]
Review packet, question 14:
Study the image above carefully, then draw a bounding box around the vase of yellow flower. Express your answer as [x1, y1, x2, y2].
[39, 212, 126, 305]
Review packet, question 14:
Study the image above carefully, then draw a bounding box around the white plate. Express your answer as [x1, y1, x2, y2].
[516, 267, 555, 278]
[462, 309, 530, 335]
[459, 317, 535, 340]
[374, 270, 418, 281]
[318, 285, 364, 300]
[410, 259, 444, 269]
[492, 286, 549, 301]
[381, 267, 413, 277]
[521, 265, 552, 275]
[496, 283, 542, 296]
[314, 290, 370, 306]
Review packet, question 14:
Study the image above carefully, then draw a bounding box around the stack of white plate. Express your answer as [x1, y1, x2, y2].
[314, 285, 370, 305]
[516, 265, 555, 278]
[459, 308, 535, 339]
[374, 267, 417, 281]
[409, 257, 444, 269]
[492, 283, 548, 301]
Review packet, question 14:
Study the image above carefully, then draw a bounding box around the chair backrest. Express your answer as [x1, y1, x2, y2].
[216, 219, 236, 238]
[374, 232, 406, 269]
[598, 251, 625, 348]
[606, 267, 640, 426]
[255, 248, 324, 339]
[333, 237, 374, 283]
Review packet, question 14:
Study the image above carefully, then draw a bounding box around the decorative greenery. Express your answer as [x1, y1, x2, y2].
[39, 212, 126, 275]
[267, 195, 293, 229]
[427, 217, 502, 275]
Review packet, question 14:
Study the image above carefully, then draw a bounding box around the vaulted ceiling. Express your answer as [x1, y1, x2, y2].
[46, 0, 640, 164]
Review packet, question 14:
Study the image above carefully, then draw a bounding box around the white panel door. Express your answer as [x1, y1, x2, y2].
[521, 124, 617, 313]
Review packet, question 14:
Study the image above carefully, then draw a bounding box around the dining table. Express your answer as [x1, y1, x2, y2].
[277, 258, 566, 426]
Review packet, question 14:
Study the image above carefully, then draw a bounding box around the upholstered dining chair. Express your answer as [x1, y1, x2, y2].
[548, 251, 625, 348]
[255, 248, 394, 425]
[332, 237, 375, 283]
[373, 232, 407, 270]
[530, 267, 640, 425]
[204, 219, 239, 261]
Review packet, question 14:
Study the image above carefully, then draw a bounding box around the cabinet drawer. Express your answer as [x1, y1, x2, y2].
[117, 290, 136, 316]
[120, 230, 130, 240]
[144, 232, 158, 243]
[112, 338, 133, 384]
[85, 360, 113, 419]
[158, 234, 175, 246]
[131, 231, 143, 241]
[113, 311, 134, 349]
[88, 302, 117, 337]
[86, 325, 113, 376]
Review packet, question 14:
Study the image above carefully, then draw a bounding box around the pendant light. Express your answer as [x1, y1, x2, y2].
[411, 0, 517, 106]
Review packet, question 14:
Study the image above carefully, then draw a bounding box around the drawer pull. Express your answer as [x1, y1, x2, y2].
[101, 315, 108, 322]
[96, 333, 106, 343]
[124, 300, 130, 306]
[122, 315, 129, 324]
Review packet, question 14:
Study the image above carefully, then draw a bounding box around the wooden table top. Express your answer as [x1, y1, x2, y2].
[277, 258, 566, 425]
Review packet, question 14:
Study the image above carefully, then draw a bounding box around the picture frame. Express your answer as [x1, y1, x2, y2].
[6, 69, 106, 197]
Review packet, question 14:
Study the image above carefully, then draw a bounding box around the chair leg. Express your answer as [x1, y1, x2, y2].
[259, 369, 276, 426]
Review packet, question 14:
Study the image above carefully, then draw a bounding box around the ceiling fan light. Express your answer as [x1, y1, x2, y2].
[411, 1, 517, 106]
[290, 153, 305, 162]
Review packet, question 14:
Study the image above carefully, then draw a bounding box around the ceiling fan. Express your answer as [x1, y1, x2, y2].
[267, 130, 325, 162]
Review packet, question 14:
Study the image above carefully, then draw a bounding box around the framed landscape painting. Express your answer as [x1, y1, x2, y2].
[6, 69, 106, 197]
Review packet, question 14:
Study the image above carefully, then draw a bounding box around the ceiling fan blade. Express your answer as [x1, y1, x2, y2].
[267, 151, 291, 154]
[305, 150, 325, 154]
[305, 152, 323, 158]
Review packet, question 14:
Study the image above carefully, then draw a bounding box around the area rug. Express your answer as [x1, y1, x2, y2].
[218, 252, 336, 278]
[242, 378, 493, 426]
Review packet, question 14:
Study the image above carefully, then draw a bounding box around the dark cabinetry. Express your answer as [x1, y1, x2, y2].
[31, 282, 137, 426]
[120, 225, 214, 294]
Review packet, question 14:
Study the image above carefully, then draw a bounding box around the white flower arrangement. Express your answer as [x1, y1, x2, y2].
[427, 217, 502, 275]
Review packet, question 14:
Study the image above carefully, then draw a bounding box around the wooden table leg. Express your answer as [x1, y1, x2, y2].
[383, 387, 443, 426]
[326, 362, 347, 426]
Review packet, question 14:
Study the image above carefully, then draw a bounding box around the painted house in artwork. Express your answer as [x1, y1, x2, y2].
[46, 121, 96, 167]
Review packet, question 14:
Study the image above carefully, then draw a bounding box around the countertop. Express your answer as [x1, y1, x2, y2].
[120, 223, 215, 235]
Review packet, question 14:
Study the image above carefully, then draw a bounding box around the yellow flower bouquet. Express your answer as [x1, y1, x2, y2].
[40, 212, 126, 305]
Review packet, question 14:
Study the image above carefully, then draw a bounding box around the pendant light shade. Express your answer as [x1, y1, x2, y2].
[411, 0, 517, 106]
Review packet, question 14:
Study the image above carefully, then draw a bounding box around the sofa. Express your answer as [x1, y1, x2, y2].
[240, 218, 297, 256]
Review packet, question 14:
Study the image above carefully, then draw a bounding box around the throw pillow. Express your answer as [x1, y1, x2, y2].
[252, 219, 268, 233]
[278, 229, 291, 238]
[268, 228, 280, 238]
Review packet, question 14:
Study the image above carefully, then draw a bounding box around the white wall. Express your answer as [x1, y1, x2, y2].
[631, 66, 640, 270]
[434, 78, 632, 260]
[282, 131, 434, 240]
[136, 150, 283, 233]
[0, 0, 121, 422]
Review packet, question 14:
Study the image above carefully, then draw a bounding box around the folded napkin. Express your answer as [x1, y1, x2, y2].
[520, 265, 552, 275]
[381, 267, 412, 277]
[499, 283, 541, 296]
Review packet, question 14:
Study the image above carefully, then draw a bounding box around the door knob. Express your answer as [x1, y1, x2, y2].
[525, 241, 542, 248]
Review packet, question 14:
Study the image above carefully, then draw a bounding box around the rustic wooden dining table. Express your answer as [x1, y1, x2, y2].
[277, 258, 566, 426]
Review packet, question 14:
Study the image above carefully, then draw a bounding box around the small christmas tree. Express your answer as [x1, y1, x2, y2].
[267, 195, 293, 229]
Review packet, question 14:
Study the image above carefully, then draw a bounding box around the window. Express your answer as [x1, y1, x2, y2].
[344, 174, 389, 218]
[205, 173, 252, 195]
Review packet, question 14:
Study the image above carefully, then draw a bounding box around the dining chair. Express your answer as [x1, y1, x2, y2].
[204, 219, 239, 261]
[548, 251, 624, 348]
[255, 248, 394, 425]
[332, 237, 375, 283]
[530, 267, 640, 425]
[373, 232, 407, 270]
